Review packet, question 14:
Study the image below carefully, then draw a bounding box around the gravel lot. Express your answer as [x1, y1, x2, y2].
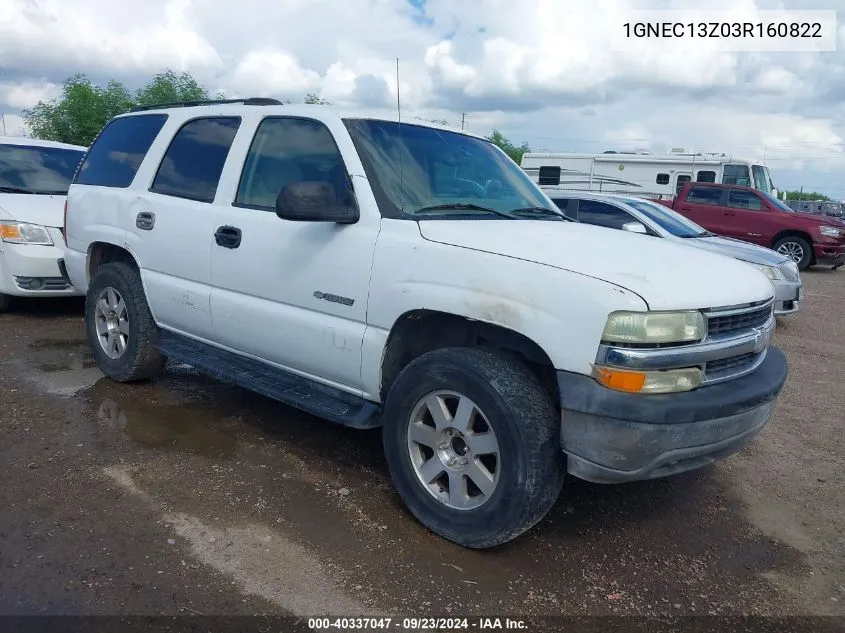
[1, 269, 843, 628]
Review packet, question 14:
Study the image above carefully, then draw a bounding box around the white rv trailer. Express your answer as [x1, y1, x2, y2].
[520, 151, 779, 200]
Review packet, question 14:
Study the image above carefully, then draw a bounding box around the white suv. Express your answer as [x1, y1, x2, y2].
[63, 99, 788, 548]
[0, 136, 87, 311]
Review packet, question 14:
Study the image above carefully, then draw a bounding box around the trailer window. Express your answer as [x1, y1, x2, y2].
[723, 164, 751, 187]
[538, 166, 561, 185]
[752, 165, 772, 194]
[656, 173, 670, 185]
[696, 170, 716, 183]
[676, 174, 691, 194]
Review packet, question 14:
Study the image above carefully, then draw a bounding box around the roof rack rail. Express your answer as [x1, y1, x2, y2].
[129, 97, 284, 112]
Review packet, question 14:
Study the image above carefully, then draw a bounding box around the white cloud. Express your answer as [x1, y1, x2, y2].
[0, 82, 61, 109]
[0, 113, 28, 137]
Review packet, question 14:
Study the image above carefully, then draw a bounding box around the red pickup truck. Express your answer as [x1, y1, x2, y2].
[655, 182, 845, 271]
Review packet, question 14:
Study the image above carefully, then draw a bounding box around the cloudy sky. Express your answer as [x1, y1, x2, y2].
[1, 0, 843, 198]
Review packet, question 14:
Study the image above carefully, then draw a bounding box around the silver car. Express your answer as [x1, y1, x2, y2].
[549, 191, 803, 316]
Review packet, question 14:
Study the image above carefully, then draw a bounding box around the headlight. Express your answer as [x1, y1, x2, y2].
[0, 221, 54, 246]
[602, 310, 705, 344]
[746, 262, 783, 281]
[820, 225, 843, 238]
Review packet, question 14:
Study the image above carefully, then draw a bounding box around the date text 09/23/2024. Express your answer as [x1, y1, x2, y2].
[307, 617, 527, 630]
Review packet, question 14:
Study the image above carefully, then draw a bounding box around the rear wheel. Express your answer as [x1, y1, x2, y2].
[382, 347, 565, 548]
[85, 262, 166, 382]
[774, 236, 812, 271]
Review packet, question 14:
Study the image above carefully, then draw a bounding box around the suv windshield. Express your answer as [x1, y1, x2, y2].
[624, 198, 709, 238]
[343, 119, 564, 220]
[0, 143, 86, 195]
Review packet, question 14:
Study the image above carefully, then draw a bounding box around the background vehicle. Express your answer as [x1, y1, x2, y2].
[784, 199, 844, 218]
[522, 151, 778, 199]
[63, 99, 787, 548]
[549, 192, 803, 316]
[654, 182, 845, 271]
[0, 136, 87, 312]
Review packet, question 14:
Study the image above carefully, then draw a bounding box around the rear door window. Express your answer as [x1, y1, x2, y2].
[686, 186, 724, 206]
[74, 114, 168, 188]
[150, 117, 241, 203]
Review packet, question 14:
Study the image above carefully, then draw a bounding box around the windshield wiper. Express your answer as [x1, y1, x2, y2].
[509, 206, 569, 221]
[0, 185, 34, 194]
[414, 203, 520, 219]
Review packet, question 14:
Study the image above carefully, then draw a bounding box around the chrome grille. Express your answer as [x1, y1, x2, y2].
[705, 352, 762, 381]
[707, 303, 772, 337]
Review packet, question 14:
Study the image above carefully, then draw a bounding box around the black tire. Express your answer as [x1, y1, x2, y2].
[85, 262, 166, 382]
[0, 293, 10, 313]
[773, 236, 813, 271]
[381, 347, 565, 548]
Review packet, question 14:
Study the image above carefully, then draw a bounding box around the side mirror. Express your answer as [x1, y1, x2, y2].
[622, 221, 648, 234]
[275, 181, 359, 224]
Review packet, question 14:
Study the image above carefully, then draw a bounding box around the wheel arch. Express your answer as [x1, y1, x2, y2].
[378, 308, 561, 410]
[771, 230, 815, 264]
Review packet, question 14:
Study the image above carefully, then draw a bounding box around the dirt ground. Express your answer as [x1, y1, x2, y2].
[0, 268, 843, 630]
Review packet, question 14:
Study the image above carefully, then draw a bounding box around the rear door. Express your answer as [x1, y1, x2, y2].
[126, 115, 242, 340]
[673, 185, 731, 235]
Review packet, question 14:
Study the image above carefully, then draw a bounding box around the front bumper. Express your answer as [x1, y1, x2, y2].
[0, 228, 83, 298]
[813, 242, 845, 267]
[772, 278, 802, 316]
[557, 346, 788, 483]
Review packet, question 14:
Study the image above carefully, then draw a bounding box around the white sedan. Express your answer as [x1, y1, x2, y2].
[549, 191, 803, 316]
[0, 136, 87, 312]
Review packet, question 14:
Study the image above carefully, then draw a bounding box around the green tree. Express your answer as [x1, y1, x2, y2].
[304, 93, 330, 105]
[23, 74, 133, 146]
[783, 190, 831, 201]
[487, 129, 530, 164]
[135, 69, 216, 106]
[22, 69, 218, 147]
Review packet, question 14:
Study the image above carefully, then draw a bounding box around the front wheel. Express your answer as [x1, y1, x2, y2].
[773, 236, 812, 270]
[0, 293, 10, 313]
[382, 347, 565, 548]
[85, 262, 166, 382]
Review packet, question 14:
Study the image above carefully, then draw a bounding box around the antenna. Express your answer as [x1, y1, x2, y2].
[396, 57, 404, 211]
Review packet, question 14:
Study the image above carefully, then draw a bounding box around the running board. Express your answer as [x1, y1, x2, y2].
[154, 330, 381, 429]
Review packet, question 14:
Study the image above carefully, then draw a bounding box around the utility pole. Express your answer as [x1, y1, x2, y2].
[461, 113, 465, 130]
[0, 113, 6, 136]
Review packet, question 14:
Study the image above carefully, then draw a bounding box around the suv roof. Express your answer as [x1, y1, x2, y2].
[116, 99, 490, 141]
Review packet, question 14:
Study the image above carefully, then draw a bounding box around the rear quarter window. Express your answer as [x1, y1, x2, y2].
[74, 114, 168, 188]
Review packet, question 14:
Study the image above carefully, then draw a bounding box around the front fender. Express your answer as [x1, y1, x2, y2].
[360, 222, 647, 401]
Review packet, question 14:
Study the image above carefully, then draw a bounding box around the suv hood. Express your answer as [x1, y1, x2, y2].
[686, 235, 788, 266]
[0, 193, 67, 227]
[417, 221, 775, 311]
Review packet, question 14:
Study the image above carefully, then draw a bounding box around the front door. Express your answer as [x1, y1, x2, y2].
[208, 116, 380, 393]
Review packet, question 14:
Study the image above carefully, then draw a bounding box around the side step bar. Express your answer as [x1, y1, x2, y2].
[154, 330, 381, 429]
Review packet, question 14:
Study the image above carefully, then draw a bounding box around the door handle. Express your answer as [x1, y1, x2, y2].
[214, 225, 242, 249]
[136, 211, 155, 230]
[723, 211, 736, 216]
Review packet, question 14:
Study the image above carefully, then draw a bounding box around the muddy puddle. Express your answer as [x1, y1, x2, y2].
[87, 383, 238, 458]
[28, 338, 96, 372]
